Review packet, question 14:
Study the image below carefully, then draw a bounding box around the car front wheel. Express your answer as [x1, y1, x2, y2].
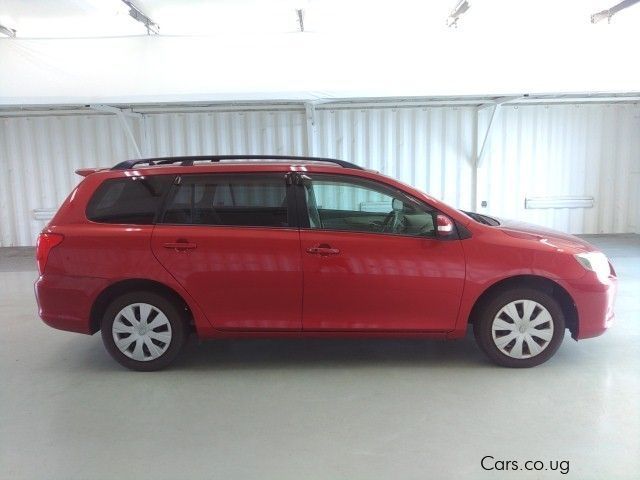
[473, 288, 566, 368]
[101, 291, 188, 371]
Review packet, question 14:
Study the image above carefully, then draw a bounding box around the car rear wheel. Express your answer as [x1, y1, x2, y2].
[473, 288, 565, 368]
[101, 291, 188, 371]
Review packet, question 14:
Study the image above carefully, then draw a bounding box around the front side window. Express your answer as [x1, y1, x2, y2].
[302, 174, 436, 236]
[161, 174, 290, 228]
[86, 175, 173, 224]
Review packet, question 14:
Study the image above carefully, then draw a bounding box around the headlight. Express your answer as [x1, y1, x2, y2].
[574, 251, 611, 281]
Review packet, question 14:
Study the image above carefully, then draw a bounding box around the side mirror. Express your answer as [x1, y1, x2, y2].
[391, 198, 404, 212]
[436, 214, 455, 237]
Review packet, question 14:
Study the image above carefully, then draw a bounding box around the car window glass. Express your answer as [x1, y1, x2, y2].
[303, 175, 435, 236]
[162, 174, 289, 228]
[86, 175, 173, 224]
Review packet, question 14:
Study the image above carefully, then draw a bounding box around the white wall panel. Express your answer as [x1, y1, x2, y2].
[314, 107, 476, 210]
[0, 110, 306, 246]
[0, 115, 139, 247]
[1, 102, 638, 246]
[476, 104, 640, 234]
[142, 110, 308, 158]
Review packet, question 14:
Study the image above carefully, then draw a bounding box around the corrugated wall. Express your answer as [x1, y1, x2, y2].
[142, 110, 308, 158]
[313, 107, 475, 209]
[0, 110, 308, 246]
[0, 115, 139, 246]
[0, 103, 638, 246]
[476, 103, 640, 234]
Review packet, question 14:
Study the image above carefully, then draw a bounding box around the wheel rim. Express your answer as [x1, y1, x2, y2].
[491, 299, 554, 359]
[112, 303, 172, 362]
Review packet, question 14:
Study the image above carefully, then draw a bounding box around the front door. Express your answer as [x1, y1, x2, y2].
[298, 173, 466, 331]
[151, 172, 302, 330]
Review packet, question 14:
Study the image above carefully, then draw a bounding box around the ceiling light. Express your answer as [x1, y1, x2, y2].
[296, 8, 305, 32]
[0, 23, 16, 38]
[591, 0, 640, 23]
[121, 0, 159, 35]
[447, 0, 471, 28]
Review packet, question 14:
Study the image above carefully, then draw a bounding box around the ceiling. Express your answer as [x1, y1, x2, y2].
[0, 1, 638, 105]
[0, 0, 638, 38]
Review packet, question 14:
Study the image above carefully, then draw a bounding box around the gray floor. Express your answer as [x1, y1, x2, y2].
[1, 235, 639, 480]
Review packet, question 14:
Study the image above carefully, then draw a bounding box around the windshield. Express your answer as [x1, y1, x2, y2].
[461, 210, 500, 226]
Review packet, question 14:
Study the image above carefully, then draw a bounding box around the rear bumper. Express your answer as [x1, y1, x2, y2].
[35, 274, 107, 335]
[566, 273, 617, 340]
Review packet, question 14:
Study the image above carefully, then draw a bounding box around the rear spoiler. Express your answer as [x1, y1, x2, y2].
[75, 168, 107, 177]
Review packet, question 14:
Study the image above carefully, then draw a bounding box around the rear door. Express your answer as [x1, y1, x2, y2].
[298, 173, 466, 331]
[151, 172, 303, 331]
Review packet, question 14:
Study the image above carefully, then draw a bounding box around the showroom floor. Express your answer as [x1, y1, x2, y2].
[1, 235, 638, 479]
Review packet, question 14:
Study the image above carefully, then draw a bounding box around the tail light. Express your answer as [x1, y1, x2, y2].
[36, 233, 64, 275]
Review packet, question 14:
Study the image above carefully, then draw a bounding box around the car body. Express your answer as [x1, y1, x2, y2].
[35, 155, 617, 370]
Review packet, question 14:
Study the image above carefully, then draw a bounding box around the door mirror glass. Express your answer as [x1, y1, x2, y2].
[436, 214, 455, 237]
[391, 197, 404, 212]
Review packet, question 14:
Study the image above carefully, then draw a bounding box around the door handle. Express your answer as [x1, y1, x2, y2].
[306, 244, 340, 256]
[163, 241, 197, 251]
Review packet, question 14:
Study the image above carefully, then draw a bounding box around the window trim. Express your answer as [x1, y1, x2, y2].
[294, 172, 442, 239]
[157, 172, 296, 229]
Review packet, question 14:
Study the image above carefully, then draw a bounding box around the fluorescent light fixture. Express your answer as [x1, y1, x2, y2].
[296, 9, 305, 32]
[0, 23, 16, 38]
[447, 0, 471, 28]
[32, 209, 56, 221]
[121, 0, 159, 35]
[360, 202, 392, 213]
[525, 196, 594, 209]
[591, 0, 640, 23]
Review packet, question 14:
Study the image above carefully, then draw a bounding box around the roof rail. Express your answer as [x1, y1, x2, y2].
[111, 155, 364, 170]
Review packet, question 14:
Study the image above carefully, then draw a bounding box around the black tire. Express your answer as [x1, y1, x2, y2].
[473, 287, 565, 368]
[101, 291, 188, 371]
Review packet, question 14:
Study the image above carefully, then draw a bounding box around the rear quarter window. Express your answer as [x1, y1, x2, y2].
[86, 176, 173, 224]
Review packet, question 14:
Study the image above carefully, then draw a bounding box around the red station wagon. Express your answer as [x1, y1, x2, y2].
[35, 155, 617, 370]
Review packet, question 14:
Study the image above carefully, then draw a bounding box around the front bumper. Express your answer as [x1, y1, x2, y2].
[566, 272, 617, 340]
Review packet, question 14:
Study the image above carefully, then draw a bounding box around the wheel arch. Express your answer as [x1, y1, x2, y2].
[89, 278, 193, 334]
[467, 275, 579, 338]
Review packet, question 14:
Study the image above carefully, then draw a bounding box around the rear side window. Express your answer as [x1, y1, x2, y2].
[161, 174, 289, 228]
[86, 176, 173, 224]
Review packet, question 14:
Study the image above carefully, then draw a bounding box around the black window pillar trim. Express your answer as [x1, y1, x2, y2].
[154, 175, 181, 224]
[285, 172, 300, 229]
[288, 172, 311, 229]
